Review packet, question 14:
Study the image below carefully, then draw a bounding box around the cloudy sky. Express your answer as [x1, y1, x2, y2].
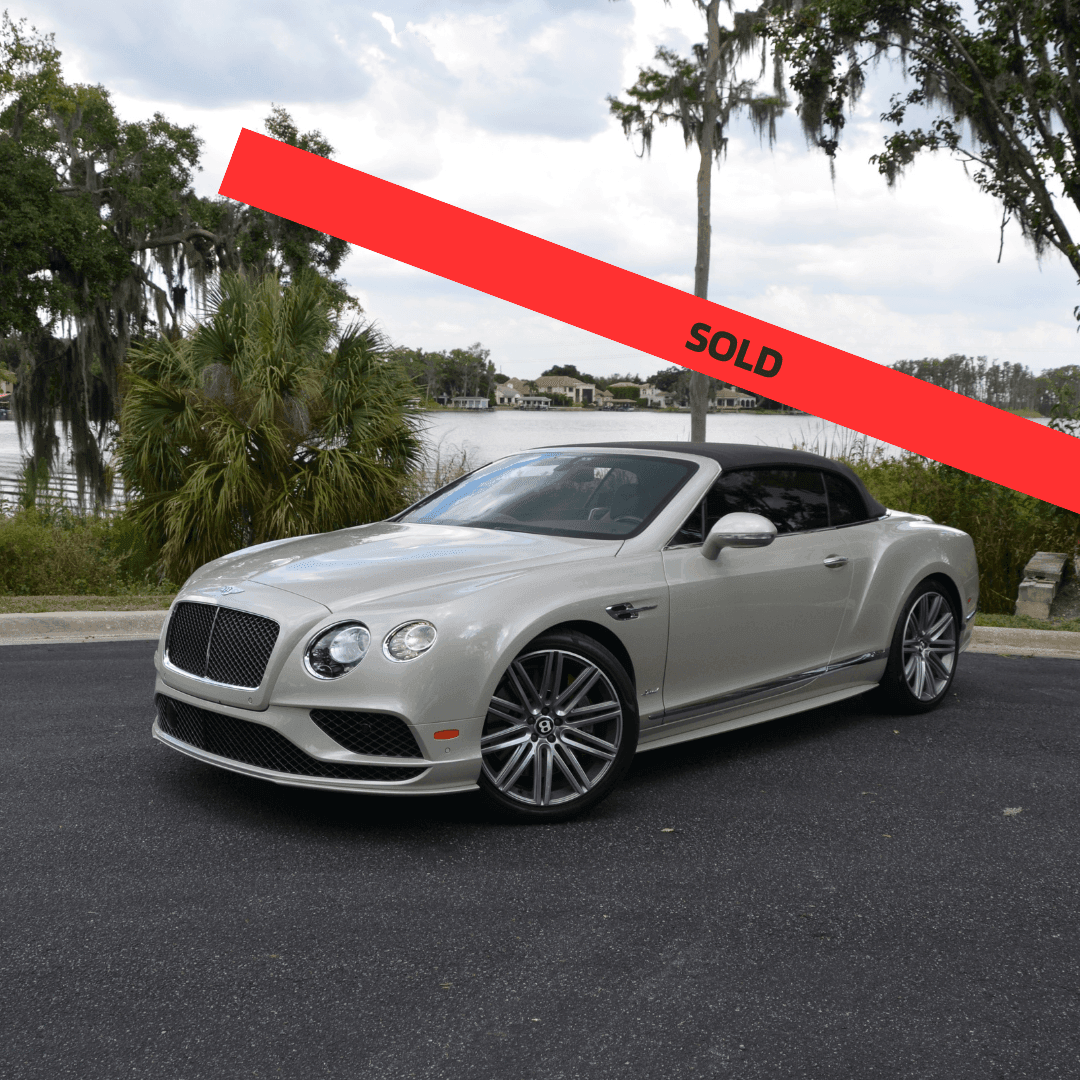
[15, 0, 1080, 379]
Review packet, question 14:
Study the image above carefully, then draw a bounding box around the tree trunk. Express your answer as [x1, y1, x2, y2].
[690, 0, 722, 443]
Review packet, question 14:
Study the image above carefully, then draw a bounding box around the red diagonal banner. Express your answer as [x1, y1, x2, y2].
[220, 128, 1080, 513]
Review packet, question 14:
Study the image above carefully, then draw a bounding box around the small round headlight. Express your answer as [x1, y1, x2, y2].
[383, 621, 437, 662]
[305, 623, 370, 680]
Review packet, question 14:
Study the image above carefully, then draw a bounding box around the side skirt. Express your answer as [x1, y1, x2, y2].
[649, 649, 888, 728]
[635, 682, 879, 754]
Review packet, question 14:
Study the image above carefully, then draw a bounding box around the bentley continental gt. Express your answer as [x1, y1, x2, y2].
[152, 442, 979, 821]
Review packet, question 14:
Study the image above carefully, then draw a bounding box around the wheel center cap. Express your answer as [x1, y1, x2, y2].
[536, 716, 555, 736]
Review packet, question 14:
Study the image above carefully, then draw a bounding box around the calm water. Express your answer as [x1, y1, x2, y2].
[0, 410, 886, 480]
[8, 408, 1047, 495]
[417, 409, 900, 468]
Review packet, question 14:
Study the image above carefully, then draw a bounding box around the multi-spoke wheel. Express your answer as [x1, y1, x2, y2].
[879, 580, 959, 713]
[479, 631, 638, 821]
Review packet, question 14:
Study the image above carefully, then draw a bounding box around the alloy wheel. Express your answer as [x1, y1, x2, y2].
[901, 591, 957, 701]
[480, 648, 624, 807]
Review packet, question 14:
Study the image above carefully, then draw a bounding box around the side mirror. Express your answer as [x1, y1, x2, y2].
[701, 512, 777, 561]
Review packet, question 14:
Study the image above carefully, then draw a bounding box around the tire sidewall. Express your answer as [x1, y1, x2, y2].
[478, 629, 640, 822]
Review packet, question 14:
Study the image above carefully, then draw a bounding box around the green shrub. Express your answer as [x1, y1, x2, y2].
[847, 455, 1079, 614]
[0, 505, 173, 596]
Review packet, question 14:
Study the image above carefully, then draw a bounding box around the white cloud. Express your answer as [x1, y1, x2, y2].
[371, 12, 402, 47]
[7, 0, 1078, 379]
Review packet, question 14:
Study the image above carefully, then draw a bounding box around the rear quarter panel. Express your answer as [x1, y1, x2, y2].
[832, 514, 979, 661]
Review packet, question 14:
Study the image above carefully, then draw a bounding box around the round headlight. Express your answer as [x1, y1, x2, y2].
[305, 623, 370, 680]
[383, 621, 437, 662]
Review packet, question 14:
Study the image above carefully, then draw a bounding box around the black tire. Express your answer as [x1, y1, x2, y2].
[478, 630, 639, 822]
[879, 578, 960, 714]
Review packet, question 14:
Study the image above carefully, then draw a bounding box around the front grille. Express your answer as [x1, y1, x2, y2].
[156, 695, 427, 782]
[165, 602, 279, 689]
[310, 709, 423, 758]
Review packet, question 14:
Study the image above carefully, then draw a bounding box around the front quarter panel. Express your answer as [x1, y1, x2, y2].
[267, 548, 669, 731]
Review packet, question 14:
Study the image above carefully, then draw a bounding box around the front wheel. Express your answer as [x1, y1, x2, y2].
[879, 579, 959, 714]
[478, 631, 639, 822]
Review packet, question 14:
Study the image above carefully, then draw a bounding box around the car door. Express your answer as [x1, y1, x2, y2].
[819, 470, 886, 665]
[660, 467, 857, 722]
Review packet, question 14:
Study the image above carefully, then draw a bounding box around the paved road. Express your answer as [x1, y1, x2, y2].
[2, 642, 1079, 1080]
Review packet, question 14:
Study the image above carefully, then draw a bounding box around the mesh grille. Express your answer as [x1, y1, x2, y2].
[156, 695, 427, 782]
[309, 709, 424, 758]
[165, 602, 279, 689]
[165, 602, 216, 676]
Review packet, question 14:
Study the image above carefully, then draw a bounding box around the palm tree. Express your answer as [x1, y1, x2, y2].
[118, 272, 423, 583]
[609, 0, 786, 441]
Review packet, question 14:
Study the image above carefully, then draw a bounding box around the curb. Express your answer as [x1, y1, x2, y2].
[0, 610, 167, 647]
[966, 624, 1080, 661]
[0, 610, 1079, 660]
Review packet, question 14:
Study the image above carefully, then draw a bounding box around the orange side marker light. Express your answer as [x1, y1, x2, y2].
[433, 729, 459, 740]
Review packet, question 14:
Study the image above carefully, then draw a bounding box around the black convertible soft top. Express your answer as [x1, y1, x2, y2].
[548, 441, 888, 519]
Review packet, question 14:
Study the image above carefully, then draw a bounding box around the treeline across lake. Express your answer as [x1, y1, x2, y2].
[893, 355, 1080, 418]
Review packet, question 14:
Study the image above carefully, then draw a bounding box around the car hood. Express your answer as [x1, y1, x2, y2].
[184, 521, 622, 611]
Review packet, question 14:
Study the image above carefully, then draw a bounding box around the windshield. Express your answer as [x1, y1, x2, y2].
[399, 451, 697, 539]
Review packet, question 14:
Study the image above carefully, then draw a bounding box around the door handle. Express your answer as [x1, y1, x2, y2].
[823, 554, 849, 569]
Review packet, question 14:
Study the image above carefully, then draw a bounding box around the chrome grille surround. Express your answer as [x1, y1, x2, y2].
[164, 601, 279, 690]
[155, 695, 428, 782]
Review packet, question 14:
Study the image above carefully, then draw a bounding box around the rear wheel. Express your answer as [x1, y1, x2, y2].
[478, 631, 638, 822]
[879, 580, 959, 714]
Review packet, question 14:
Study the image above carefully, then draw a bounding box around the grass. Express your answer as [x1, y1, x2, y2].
[0, 594, 174, 614]
[973, 611, 1080, 633]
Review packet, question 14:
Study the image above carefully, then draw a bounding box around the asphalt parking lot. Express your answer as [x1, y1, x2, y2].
[2, 640, 1079, 1080]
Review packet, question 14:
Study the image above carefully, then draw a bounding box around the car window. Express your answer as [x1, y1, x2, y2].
[399, 451, 696, 539]
[706, 468, 829, 534]
[669, 466, 834, 545]
[824, 472, 870, 525]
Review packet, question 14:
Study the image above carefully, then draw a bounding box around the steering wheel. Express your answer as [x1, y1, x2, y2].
[613, 515, 643, 526]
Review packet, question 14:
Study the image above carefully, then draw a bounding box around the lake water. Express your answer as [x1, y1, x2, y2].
[0, 410, 888, 480]
[5, 409, 1048, 498]
[416, 409, 900, 468]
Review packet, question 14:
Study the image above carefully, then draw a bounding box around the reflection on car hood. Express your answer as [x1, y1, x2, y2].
[186, 521, 621, 611]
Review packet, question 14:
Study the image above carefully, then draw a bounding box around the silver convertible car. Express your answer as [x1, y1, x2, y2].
[152, 442, 979, 821]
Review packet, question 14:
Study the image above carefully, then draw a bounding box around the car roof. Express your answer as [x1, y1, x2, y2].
[544, 441, 888, 518]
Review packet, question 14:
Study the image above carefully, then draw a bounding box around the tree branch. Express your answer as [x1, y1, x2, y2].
[127, 227, 221, 252]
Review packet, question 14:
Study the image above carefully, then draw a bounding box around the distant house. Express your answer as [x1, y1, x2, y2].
[713, 387, 758, 410]
[533, 375, 596, 404]
[452, 396, 489, 410]
[494, 378, 526, 406]
[518, 396, 551, 410]
[640, 383, 667, 407]
[608, 380, 669, 407]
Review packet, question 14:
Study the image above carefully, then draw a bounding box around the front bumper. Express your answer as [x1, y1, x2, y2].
[152, 681, 483, 796]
